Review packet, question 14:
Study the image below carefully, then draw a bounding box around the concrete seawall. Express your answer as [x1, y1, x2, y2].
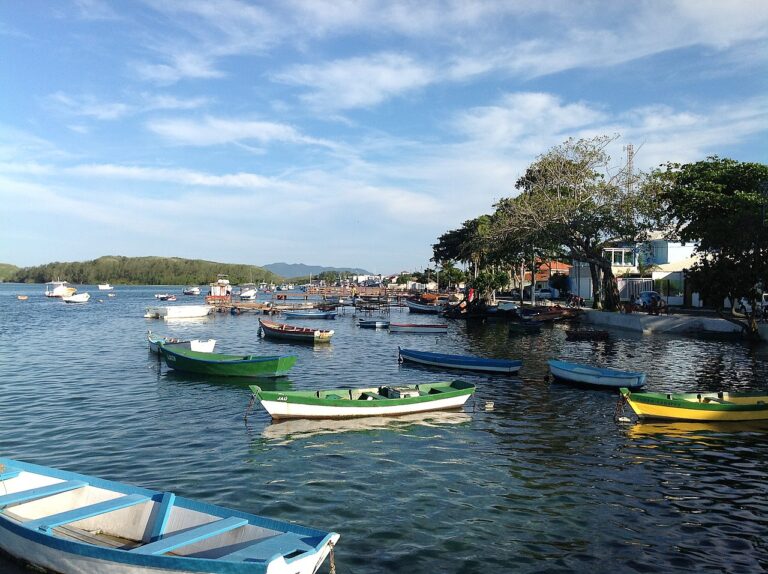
[580, 308, 768, 341]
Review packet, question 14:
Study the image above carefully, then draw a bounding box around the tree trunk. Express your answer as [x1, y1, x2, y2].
[600, 264, 621, 311]
[588, 263, 602, 309]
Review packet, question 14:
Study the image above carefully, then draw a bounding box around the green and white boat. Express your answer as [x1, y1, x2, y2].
[160, 344, 297, 378]
[250, 381, 476, 420]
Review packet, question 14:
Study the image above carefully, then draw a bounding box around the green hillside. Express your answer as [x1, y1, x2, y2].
[10, 256, 282, 286]
[0, 263, 19, 282]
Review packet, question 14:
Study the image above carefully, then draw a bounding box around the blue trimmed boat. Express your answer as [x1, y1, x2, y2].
[358, 318, 390, 329]
[548, 359, 645, 390]
[0, 457, 339, 574]
[283, 310, 337, 319]
[399, 347, 522, 374]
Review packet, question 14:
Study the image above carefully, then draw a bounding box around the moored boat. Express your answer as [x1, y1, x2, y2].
[146, 331, 216, 354]
[154, 293, 176, 301]
[283, 310, 337, 319]
[160, 344, 297, 377]
[250, 380, 476, 420]
[97, 283, 113, 291]
[16, 295, 28, 301]
[389, 323, 448, 334]
[44, 280, 76, 298]
[259, 319, 334, 343]
[205, 274, 232, 305]
[620, 388, 768, 421]
[144, 305, 212, 320]
[404, 298, 444, 314]
[548, 359, 645, 390]
[182, 286, 201, 296]
[0, 457, 339, 574]
[358, 318, 390, 329]
[62, 293, 91, 304]
[398, 347, 522, 374]
[239, 284, 258, 300]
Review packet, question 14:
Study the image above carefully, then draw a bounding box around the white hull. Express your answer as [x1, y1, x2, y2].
[260, 394, 471, 419]
[98, 284, 113, 291]
[148, 339, 216, 354]
[62, 293, 90, 304]
[549, 363, 644, 388]
[144, 305, 212, 319]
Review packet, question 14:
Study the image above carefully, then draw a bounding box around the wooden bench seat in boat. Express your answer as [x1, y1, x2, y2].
[0, 480, 88, 509]
[224, 532, 315, 562]
[361, 392, 386, 400]
[132, 516, 248, 555]
[0, 465, 21, 481]
[25, 494, 149, 533]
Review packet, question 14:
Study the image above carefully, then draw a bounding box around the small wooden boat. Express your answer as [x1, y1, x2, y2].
[565, 329, 609, 341]
[548, 359, 645, 390]
[0, 457, 339, 574]
[389, 323, 448, 334]
[399, 347, 522, 374]
[259, 319, 334, 343]
[283, 310, 337, 319]
[62, 293, 91, 304]
[251, 380, 476, 420]
[147, 331, 216, 354]
[404, 298, 444, 314]
[16, 295, 28, 301]
[160, 344, 297, 377]
[620, 388, 768, 421]
[358, 318, 390, 329]
[144, 305, 212, 319]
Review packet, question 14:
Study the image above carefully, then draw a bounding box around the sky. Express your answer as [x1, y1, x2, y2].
[1, 1, 767, 275]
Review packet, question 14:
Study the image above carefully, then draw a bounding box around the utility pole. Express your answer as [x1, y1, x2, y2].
[624, 143, 634, 193]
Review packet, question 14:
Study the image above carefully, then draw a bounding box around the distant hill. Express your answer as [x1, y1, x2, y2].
[263, 262, 371, 279]
[0, 263, 19, 282]
[11, 256, 283, 285]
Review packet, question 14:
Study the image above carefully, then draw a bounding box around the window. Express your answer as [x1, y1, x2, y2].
[603, 248, 635, 267]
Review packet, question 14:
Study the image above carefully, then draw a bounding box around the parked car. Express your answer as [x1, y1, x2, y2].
[739, 294, 768, 314]
[535, 288, 559, 300]
[635, 291, 663, 309]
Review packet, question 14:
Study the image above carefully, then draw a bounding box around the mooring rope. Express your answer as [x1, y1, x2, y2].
[243, 394, 255, 422]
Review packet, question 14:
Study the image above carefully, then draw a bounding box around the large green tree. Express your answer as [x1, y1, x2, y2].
[493, 135, 656, 310]
[651, 156, 768, 335]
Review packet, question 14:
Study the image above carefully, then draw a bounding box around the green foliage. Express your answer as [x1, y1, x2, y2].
[652, 156, 768, 329]
[549, 272, 570, 293]
[0, 263, 19, 282]
[10, 256, 283, 285]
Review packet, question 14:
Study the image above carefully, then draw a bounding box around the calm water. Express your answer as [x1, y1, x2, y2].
[1, 284, 768, 573]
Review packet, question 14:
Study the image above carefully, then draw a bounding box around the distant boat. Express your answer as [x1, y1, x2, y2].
[144, 305, 212, 320]
[239, 283, 258, 300]
[147, 331, 216, 354]
[389, 323, 448, 334]
[97, 283, 113, 291]
[404, 298, 443, 314]
[159, 344, 297, 378]
[0, 456, 339, 574]
[250, 380, 476, 420]
[206, 274, 232, 304]
[620, 388, 768, 422]
[358, 318, 390, 329]
[16, 295, 28, 301]
[182, 286, 201, 296]
[548, 359, 645, 390]
[283, 310, 337, 319]
[62, 293, 90, 304]
[259, 319, 334, 343]
[398, 347, 522, 374]
[44, 280, 76, 298]
[154, 293, 176, 301]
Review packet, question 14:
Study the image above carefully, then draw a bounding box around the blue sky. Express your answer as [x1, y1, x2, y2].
[2, 1, 767, 274]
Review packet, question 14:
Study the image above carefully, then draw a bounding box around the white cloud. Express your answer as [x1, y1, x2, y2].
[146, 115, 335, 148]
[275, 53, 435, 110]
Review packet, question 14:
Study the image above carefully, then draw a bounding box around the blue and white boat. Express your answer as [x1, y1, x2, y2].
[358, 318, 390, 329]
[547, 359, 646, 390]
[399, 347, 522, 374]
[283, 310, 337, 320]
[0, 457, 339, 574]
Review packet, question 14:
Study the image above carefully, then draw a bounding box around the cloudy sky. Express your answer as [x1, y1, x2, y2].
[2, 1, 767, 274]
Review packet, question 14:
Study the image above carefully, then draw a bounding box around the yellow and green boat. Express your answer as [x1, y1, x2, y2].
[620, 387, 768, 422]
[160, 344, 297, 378]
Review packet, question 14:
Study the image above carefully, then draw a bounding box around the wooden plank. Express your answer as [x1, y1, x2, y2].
[132, 516, 247, 555]
[25, 494, 149, 532]
[148, 492, 175, 542]
[0, 480, 88, 509]
[224, 532, 314, 562]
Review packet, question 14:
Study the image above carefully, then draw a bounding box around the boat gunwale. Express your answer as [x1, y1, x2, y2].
[159, 345, 296, 366]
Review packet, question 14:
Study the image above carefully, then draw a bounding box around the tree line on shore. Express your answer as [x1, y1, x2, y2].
[430, 135, 768, 337]
[8, 255, 283, 286]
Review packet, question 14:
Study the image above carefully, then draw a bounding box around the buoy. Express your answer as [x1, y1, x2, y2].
[485, 401, 495, 411]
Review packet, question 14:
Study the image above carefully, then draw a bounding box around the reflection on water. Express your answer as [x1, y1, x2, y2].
[1, 285, 768, 573]
[260, 410, 472, 443]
